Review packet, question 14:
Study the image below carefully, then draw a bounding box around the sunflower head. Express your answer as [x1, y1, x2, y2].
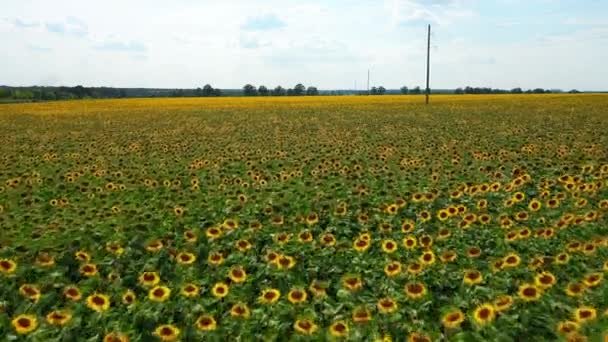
[195, 314, 217, 331]
[154, 324, 180, 341]
[472, 303, 496, 325]
[11, 314, 38, 334]
[294, 319, 318, 335]
[442, 309, 465, 329]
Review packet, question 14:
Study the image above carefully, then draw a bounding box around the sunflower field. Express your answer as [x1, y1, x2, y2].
[0, 94, 607, 341]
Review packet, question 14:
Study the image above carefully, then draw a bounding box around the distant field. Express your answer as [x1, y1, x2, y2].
[0, 94, 607, 341]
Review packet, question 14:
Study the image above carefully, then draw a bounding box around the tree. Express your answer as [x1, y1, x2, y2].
[202, 84, 214, 96]
[454, 88, 464, 94]
[400, 86, 409, 95]
[272, 86, 286, 96]
[293, 84, 306, 96]
[243, 84, 257, 96]
[411, 86, 422, 94]
[258, 85, 269, 96]
[0, 88, 10, 98]
[286, 88, 295, 96]
[532, 88, 545, 94]
[377, 86, 386, 95]
[510, 87, 523, 94]
[213, 88, 222, 96]
[568, 89, 580, 94]
[306, 86, 319, 96]
[370, 87, 378, 95]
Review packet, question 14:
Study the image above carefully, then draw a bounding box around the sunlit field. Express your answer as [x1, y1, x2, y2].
[1, 94, 608, 341]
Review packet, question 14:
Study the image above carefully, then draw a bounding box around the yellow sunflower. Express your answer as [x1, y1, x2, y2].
[463, 270, 483, 285]
[442, 309, 465, 329]
[228, 266, 247, 283]
[493, 295, 513, 312]
[377, 297, 398, 314]
[381, 239, 398, 253]
[352, 306, 372, 323]
[11, 314, 38, 334]
[180, 284, 200, 298]
[86, 293, 111, 312]
[404, 282, 427, 299]
[534, 271, 557, 289]
[472, 303, 496, 325]
[176, 252, 196, 265]
[46, 310, 72, 326]
[195, 314, 217, 331]
[122, 290, 137, 305]
[384, 261, 402, 277]
[329, 321, 349, 338]
[259, 288, 281, 304]
[294, 319, 318, 335]
[148, 286, 171, 302]
[211, 282, 229, 299]
[518, 284, 542, 302]
[154, 324, 180, 341]
[230, 303, 250, 318]
[287, 288, 308, 304]
[0, 258, 17, 274]
[574, 306, 597, 323]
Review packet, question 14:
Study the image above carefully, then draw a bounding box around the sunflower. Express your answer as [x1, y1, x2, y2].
[463, 270, 483, 285]
[183, 230, 197, 243]
[419, 251, 435, 265]
[222, 218, 238, 230]
[207, 252, 224, 266]
[176, 252, 196, 265]
[556, 321, 580, 336]
[122, 290, 137, 304]
[401, 220, 415, 233]
[574, 306, 597, 323]
[377, 297, 398, 314]
[149, 286, 171, 302]
[235, 239, 252, 252]
[419, 235, 433, 248]
[440, 251, 457, 263]
[437, 209, 450, 221]
[505, 231, 518, 242]
[35, 253, 55, 267]
[105, 242, 124, 256]
[305, 213, 319, 225]
[259, 288, 280, 304]
[407, 262, 424, 275]
[343, 275, 363, 291]
[329, 321, 349, 338]
[64, 286, 82, 301]
[403, 236, 417, 249]
[437, 228, 451, 240]
[230, 303, 250, 318]
[294, 319, 318, 335]
[491, 259, 505, 272]
[19, 284, 41, 302]
[442, 309, 465, 329]
[353, 238, 371, 252]
[139, 271, 160, 287]
[555, 252, 570, 265]
[195, 315, 217, 331]
[46, 310, 72, 326]
[212, 282, 229, 299]
[320, 233, 336, 246]
[352, 306, 372, 323]
[228, 266, 247, 283]
[274, 233, 291, 245]
[604, 260, 608, 272]
[80, 263, 98, 277]
[405, 282, 427, 299]
[408, 332, 431, 342]
[74, 250, 91, 262]
[103, 332, 130, 342]
[467, 247, 481, 258]
[478, 214, 491, 225]
[535, 271, 557, 289]
[493, 295, 513, 312]
[277, 255, 296, 269]
[384, 261, 402, 277]
[518, 284, 542, 301]
[206, 226, 223, 240]
[11, 314, 38, 334]
[472, 304, 496, 325]
[418, 210, 431, 222]
[180, 284, 200, 298]
[145, 240, 164, 252]
[582, 243, 596, 255]
[381, 239, 398, 253]
[528, 199, 542, 211]
[386, 204, 399, 215]
[309, 280, 328, 298]
[86, 293, 111, 312]
[566, 282, 586, 297]
[287, 288, 308, 304]
[154, 324, 180, 341]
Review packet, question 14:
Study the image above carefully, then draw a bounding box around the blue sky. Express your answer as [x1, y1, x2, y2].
[1, 0, 607, 90]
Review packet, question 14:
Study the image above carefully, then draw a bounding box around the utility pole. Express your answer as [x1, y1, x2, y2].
[425, 24, 431, 105]
[367, 69, 370, 95]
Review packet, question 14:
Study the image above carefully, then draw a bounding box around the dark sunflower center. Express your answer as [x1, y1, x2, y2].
[92, 296, 106, 305]
[264, 292, 276, 300]
[479, 308, 490, 319]
[299, 321, 312, 329]
[17, 318, 31, 327]
[523, 288, 537, 296]
[334, 323, 346, 332]
[291, 291, 303, 300]
[161, 327, 173, 335]
[153, 289, 165, 297]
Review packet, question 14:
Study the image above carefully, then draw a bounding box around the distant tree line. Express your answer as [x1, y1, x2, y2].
[453, 86, 578, 95]
[242, 83, 319, 96]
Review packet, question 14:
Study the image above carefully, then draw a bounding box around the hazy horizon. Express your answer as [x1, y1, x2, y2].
[2, 0, 607, 91]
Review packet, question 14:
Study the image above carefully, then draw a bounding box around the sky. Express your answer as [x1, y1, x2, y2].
[1, 0, 607, 90]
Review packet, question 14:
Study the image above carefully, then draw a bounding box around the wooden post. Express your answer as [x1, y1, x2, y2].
[425, 24, 431, 105]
